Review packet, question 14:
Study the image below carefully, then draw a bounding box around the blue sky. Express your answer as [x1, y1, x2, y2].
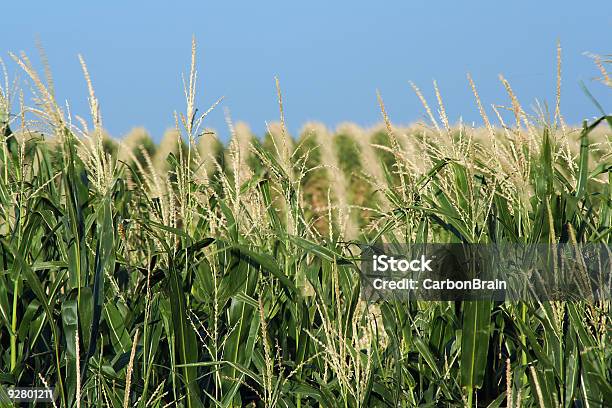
[1, 1, 610, 141]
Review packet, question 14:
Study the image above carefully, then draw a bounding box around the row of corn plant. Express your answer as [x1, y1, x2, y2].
[0, 42, 609, 407]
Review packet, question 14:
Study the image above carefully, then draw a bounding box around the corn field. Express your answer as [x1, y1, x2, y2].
[0, 43, 610, 407]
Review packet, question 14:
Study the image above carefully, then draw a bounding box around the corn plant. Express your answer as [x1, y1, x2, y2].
[0, 43, 610, 408]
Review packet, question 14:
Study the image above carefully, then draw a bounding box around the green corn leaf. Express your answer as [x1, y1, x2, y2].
[460, 301, 492, 397]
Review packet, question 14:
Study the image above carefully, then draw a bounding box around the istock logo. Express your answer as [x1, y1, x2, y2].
[372, 254, 433, 272]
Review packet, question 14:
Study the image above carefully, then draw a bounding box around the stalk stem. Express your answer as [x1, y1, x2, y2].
[10, 276, 18, 371]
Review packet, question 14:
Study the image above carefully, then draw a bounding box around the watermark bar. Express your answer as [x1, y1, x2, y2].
[360, 244, 611, 301]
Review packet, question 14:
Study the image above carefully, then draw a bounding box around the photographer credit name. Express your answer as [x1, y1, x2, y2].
[370, 277, 507, 291]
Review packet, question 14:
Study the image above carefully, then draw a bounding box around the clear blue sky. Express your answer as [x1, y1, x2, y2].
[1, 1, 610, 141]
